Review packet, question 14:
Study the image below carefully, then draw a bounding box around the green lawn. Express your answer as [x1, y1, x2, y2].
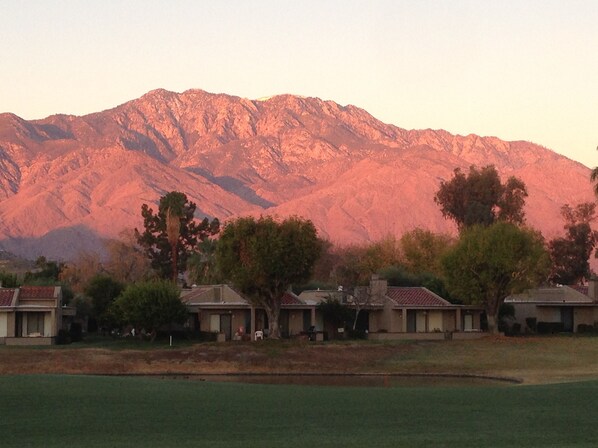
[1, 375, 598, 447]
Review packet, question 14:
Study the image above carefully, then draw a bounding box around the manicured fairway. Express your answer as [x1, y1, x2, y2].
[1, 375, 598, 447]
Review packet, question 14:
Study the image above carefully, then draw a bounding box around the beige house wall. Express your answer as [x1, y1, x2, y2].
[536, 307, 561, 322]
[19, 298, 57, 307]
[428, 311, 443, 332]
[442, 311, 456, 332]
[368, 310, 386, 332]
[6, 312, 14, 336]
[286, 310, 306, 336]
[511, 304, 538, 327]
[574, 308, 595, 327]
[199, 309, 247, 335]
[43, 313, 52, 337]
[416, 312, 427, 332]
[0, 312, 7, 337]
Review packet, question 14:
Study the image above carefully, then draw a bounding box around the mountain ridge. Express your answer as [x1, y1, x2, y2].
[0, 88, 592, 260]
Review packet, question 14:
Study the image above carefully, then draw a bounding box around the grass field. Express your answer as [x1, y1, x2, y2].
[2, 374, 598, 447]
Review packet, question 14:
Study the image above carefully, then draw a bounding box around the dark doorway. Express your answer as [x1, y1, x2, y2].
[355, 310, 369, 333]
[407, 310, 417, 333]
[561, 307, 574, 332]
[303, 310, 311, 331]
[220, 314, 232, 341]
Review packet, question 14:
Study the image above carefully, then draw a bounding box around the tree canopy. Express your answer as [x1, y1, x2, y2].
[549, 203, 598, 285]
[135, 191, 219, 280]
[84, 274, 124, 328]
[216, 215, 322, 339]
[441, 222, 549, 333]
[111, 279, 187, 341]
[434, 165, 527, 229]
[399, 228, 454, 277]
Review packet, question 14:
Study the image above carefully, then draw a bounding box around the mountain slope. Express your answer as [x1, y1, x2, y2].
[0, 89, 592, 259]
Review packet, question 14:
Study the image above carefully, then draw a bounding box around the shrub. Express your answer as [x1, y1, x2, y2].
[348, 329, 367, 339]
[511, 323, 521, 335]
[69, 322, 83, 342]
[577, 324, 595, 334]
[525, 317, 537, 333]
[56, 329, 71, 345]
[537, 321, 564, 334]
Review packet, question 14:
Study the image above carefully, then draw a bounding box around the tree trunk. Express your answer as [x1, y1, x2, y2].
[487, 313, 499, 334]
[352, 309, 360, 331]
[264, 300, 281, 339]
[171, 243, 178, 283]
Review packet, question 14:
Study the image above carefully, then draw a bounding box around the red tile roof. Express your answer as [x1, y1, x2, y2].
[19, 286, 56, 299]
[386, 287, 451, 307]
[281, 292, 302, 305]
[0, 289, 16, 306]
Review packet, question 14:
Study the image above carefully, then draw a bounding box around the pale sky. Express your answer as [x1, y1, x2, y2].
[1, 0, 596, 167]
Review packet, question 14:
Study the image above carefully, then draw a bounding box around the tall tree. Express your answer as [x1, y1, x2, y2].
[165, 206, 182, 282]
[216, 216, 322, 339]
[434, 165, 528, 229]
[442, 222, 550, 333]
[135, 191, 219, 280]
[549, 203, 598, 285]
[104, 230, 154, 283]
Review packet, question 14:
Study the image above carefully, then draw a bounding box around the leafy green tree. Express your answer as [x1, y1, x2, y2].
[111, 279, 187, 341]
[216, 215, 322, 339]
[24, 256, 64, 283]
[24, 257, 74, 304]
[318, 297, 353, 334]
[549, 203, 598, 285]
[399, 228, 454, 277]
[434, 165, 527, 229]
[442, 222, 550, 333]
[0, 271, 18, 287]
[135, 191, 219, 280]
[84, 274, 124, 328]
[379, 265, 456, 303]
[331, 237, 402, 288]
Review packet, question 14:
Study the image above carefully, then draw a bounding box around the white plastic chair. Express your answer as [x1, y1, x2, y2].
[254, 330, 264, 341]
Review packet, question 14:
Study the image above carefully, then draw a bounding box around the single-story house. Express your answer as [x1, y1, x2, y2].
[183, 276, 484, 341]
[0, 286, 64, 345]
[505, 280, 598, 333]
[181, 285, 316, 341]
[299, 276, 484, 340]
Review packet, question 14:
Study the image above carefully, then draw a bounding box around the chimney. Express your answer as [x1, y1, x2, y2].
[370, 274, 388, 299]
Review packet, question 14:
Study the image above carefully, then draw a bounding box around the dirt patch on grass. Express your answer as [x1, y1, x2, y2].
[3, 336, 598, 384]
[0, 341, 410, 376]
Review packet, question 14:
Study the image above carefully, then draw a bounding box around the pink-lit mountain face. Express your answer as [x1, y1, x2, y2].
[0, 89, 593, 260]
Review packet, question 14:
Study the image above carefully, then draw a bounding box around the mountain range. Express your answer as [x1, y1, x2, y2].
[0, 88, 593, 260]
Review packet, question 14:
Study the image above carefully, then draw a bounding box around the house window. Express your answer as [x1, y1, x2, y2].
[27, 312, 45, 336]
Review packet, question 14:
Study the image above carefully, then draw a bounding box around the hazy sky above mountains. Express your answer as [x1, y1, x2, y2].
[1, 0, 596, 167]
